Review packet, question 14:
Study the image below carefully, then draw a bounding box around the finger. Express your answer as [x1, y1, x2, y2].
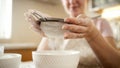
[25, 17, 31, 23]
[64, 17, 79, 25]
[29, 20, 41, 32]
[24, 11, 29, 17]
[76, 14, 87, 19]
[24, 12, 33, 23]
[33, 10, 51, 17]
[28, 14, 40, 26]
[25, 11, 41, 25]
[24, 12, 33, 21]
[64, 32, 86, 39]
[24, 12, 31, 21]
[30, 25, 42, 34]
[64, 17, 87, 26]
[28, 9, 51, 18]
[77, 18, 87, 26]
[29, 11, 41, 25]
[28, 9, 35, 13]
[62, 24, 88, 33]
[25, 10, 39, 21]
[76, 14, 92, 26]
[24, 12, 27, 18]
[84, 18, 93, 26]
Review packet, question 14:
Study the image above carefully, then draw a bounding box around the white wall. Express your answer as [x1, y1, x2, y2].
[0, 0, 68, 46]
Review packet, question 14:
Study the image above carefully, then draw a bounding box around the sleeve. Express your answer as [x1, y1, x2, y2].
[100, 19, 113, 37]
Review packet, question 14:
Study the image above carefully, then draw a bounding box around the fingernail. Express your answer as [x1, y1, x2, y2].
[64, 33, 68, 39]
[62, 24, 68, 29]
[64, 18, 70, 22]
[62, 25, 65, 29]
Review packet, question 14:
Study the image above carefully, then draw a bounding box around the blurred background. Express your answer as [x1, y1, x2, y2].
[0, 0, 120, 61]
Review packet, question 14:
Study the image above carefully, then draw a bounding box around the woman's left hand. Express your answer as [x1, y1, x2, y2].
[62, 14, 97, 39]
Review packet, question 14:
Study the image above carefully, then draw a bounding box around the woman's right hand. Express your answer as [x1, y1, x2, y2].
[24, 9, 45, 36]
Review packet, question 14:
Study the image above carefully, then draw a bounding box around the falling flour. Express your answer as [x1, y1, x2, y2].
[41, 21, 66, 50]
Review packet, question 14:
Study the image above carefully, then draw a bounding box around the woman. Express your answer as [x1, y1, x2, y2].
[25, 0, 120, 68]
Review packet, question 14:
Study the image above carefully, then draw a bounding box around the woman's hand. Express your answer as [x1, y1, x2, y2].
[24, 10, 45, 36]
[62, 14, 98, 41]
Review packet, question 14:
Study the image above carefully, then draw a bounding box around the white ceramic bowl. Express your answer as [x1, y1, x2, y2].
[0, 53, 21, 68]
[32, 50, 80, 68]
[0, 45, 4, 57]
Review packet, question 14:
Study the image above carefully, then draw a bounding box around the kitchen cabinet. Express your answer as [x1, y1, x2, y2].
[88, 0, 120, 11]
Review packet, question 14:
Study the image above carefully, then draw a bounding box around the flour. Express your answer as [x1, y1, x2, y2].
[48, 38, 65, 50]
[40, 21, 66, 50]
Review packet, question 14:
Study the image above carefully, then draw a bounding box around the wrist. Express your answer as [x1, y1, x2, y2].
[39, 31, 47, 37]
[85, 26, 99, 42]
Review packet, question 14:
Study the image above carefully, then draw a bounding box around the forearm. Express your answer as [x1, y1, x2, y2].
[86, 28, 120, 68]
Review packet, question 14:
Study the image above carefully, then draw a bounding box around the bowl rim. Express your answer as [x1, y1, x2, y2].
[32, 50, 80, 55]
[0, 53, 21, 60]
